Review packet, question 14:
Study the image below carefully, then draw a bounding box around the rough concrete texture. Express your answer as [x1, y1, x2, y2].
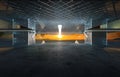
[0, 42, 120, 77]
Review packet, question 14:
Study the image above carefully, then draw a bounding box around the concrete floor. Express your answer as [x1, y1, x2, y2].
[0, 42, 120, 77]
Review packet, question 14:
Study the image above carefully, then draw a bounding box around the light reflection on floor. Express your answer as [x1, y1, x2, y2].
[0, 47, 13, 52]
[104, 47, 120, 53]
[0, 42, 120, 77]
[35, 40, 85, 46]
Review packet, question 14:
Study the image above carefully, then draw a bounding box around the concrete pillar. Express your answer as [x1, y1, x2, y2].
[85, 31, 92, 45]
[12, 19, 29, 46]
[12, 19, 15, 45]
[85, 18, 108, 47]
[92, 32, 107, 47]
[85, 18, 92, 45]
[13, 32, 28, 46]
[28, 18, 36, 45]
[12, 18, 35, 46]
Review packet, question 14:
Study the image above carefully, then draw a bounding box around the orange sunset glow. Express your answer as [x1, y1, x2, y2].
[35, 34, 85, 41]
[107, 32, 120, 40]
[35, 32, 120, 41]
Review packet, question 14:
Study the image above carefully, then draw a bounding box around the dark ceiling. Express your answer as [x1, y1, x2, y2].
[0, 0, 120, 32]
[6, 0, 108, 20]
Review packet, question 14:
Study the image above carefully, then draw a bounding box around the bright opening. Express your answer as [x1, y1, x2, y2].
[58, 25, 62, 38]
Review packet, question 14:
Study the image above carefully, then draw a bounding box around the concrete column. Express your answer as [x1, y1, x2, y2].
[28, 18, 36, 45]
[92, 32, 107, 47]
[13, 32, 28, 46]
[85, 31, 92, 45]
[13, 19, 28, 46]
[12, 18, 35, 46]
[85, 18, 92, 45]
[105, 19, 108, 46]
[12, 19, 15, 45]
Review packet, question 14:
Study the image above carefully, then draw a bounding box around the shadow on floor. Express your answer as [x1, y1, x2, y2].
[0, 42, 120, 77]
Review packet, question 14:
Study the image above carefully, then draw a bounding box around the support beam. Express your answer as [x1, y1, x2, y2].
[112, 0, 117, 18]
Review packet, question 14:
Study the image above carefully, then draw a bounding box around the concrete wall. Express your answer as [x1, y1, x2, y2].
[101, 19, 120, 29]
[0, 19, 11, 28]
[0, 18, 35, 47]
[97, 19, 120, 47]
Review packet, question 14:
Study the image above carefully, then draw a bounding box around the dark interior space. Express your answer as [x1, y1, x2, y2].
[0, 0, 120, 77]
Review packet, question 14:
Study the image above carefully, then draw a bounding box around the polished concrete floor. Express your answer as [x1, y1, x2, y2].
[0, 42, 120, 77]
